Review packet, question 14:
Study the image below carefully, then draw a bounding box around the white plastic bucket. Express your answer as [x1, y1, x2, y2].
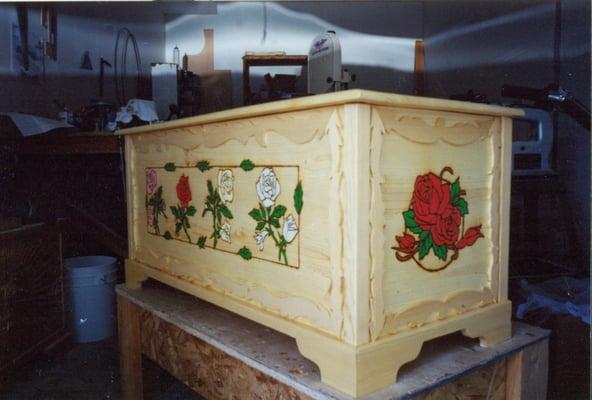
[65, 256, 118, 343]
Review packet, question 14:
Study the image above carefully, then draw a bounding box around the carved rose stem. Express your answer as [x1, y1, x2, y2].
[178, 204, 192, 243]
[392, 245, 460, 273]
[261, 207, 288, 265]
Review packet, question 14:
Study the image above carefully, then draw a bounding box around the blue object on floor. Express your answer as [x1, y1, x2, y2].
[65, 256, 118, 343]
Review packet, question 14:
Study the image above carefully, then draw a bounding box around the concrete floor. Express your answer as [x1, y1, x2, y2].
[2, 336, 204, 400]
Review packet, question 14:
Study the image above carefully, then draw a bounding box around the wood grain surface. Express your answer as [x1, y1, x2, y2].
[122, 90, 519, 396]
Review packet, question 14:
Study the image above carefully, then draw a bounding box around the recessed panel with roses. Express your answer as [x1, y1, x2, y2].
[144, 161, 303, 268]
[376, 107, 502, 335]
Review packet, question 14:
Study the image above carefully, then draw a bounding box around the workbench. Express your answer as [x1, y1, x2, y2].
[117, 282, 549, 400]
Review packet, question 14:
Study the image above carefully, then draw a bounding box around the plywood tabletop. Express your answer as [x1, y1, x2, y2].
[117, 283, 548, 400]
[115, 89, 524, 136]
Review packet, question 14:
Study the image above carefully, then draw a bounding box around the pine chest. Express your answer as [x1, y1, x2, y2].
[119, 90, 522, 396]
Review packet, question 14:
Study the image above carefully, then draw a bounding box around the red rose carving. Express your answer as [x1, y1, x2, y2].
[411, 173, 460, 246]
[176, 174, 192, 208]
[456, 226, 484, 249]
[394, 167, 484, 271]
[431, 205, 461, 246]
[395, 233, 417, 254]
[412, 173, 450, 222]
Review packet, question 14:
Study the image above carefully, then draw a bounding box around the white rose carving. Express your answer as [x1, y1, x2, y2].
[256, 168, 281, 208]
[254, 230, 269, 251]
[282, 214, 299, 243]
[217, 169, 234, 204]
[220, 221, 231, 243]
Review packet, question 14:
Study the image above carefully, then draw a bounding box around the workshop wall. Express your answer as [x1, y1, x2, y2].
[0, 4, 165, 119]
[164, 1, 423, 106]
[423, 0, 590, 271]
[1, 1, 588, 270]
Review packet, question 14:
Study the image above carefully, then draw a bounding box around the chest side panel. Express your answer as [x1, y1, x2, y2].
[127, 106, 347, 338]
[372, 106, 505, 339]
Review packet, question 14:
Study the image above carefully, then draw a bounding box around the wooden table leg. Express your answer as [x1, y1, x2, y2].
[505, 338, 549, 400]
[118, 294, 143, 400]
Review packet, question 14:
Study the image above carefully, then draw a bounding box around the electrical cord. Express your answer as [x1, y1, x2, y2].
[113, 28, 142, 107]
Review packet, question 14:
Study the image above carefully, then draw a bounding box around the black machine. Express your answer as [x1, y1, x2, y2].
[502, 84, 590, 131]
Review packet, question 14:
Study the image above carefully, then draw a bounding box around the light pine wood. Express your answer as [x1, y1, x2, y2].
[341, 103, 371, 345]
[120, 89, 522, 397]
[116, 89, 522, 137]
[505, 339, 549, 400]
[118, 294, 143, 400]
[125, 135, 136, 261]
[498, 117, 514, 302]
[375, 106, 506, 339]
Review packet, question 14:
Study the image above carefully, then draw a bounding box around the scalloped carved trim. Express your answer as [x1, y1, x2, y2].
[134, 108, 336, 153]
[375, 106, 496, 146]
[129, 257, 336, 337]
[369, 107, 386, 341]
[378, 288, 496, 339]
[327, 108, 347, 340]
[488, 118, 503, 299]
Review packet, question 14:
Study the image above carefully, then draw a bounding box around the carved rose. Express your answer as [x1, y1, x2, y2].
[412, 173, 450, 225]
[220, 221, 231, 243]
[456, 225, 484, 249]
[412, 173, 461, 247]
[254, 230, 268, 251]
[394, 168, 483, 270]
[282, 214, 298, 243]
[432, 205, 462, 246]
[256, 168, 281, 208]
[146, 168, 157, 196]
[217, 169, 234, 204]
[395, 233, 417, 254]
[176, 174, 192, 209]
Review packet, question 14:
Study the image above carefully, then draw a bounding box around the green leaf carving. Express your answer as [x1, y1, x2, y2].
[249, 208, 263, 221]
[450, 178, 461, 201]
[454, 198, 469, 216]
[195, 160, 211, 172]
[432, 243, 448, 261]
[270, 219, 280, 229]
[238, 246, 252, 260]
[220, 205, 233, 219]
[256, 221, 266, 230]
[271, 205, 287, 218]
[185, 206, 197, 217]
[197, 236, 207, 248]
[293, 182, 303, 215]
[163, 231, 173, 240]
[239, 159, 255, 171]
[403, 210, 422, 234]
[418, 234, 433, 260]
[206, 180, 214, 196]
[164, 162, 176, 172]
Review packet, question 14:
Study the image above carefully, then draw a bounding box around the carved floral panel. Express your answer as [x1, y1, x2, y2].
[145, 160, 303, 268]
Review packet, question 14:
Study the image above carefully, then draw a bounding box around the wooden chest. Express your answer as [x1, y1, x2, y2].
[119, 90, 522, 396]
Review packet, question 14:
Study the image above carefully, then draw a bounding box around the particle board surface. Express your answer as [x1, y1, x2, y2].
[117, 283, 549, 400]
